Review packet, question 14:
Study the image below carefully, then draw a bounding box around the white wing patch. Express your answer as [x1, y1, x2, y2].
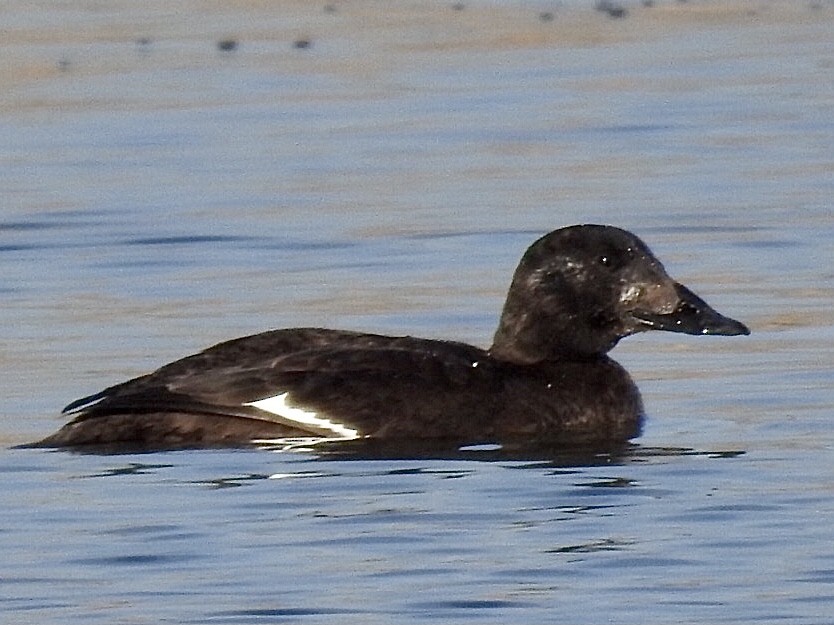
[244, 392, 359, 440]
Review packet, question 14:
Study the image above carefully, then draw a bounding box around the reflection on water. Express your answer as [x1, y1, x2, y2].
[2, 442, 818, 624]
[258, 439, 747, 465]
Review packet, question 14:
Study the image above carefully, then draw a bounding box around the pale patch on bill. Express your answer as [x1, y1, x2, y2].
[619, 284, 642, 304]
[244, 392, 360, 440]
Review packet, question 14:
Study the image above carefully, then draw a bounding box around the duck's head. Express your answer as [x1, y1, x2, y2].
[490, 224, 750, 364]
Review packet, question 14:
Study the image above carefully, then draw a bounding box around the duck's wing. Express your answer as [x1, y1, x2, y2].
[59, 328, 394, 419]
[47, 329, 499, 448]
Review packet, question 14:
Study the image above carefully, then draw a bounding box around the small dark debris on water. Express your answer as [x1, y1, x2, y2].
[293, 38, 312, 49]
[135, 37, 152, 54]
[539, 11, 555, 22]
[57, 57, 71, 72]
[642, 0, 655, 6]
[595, 0, 628, 18]
[451, 2, 465, 10]
[323, 4, 337, 13]
[217, 39, 238, 52]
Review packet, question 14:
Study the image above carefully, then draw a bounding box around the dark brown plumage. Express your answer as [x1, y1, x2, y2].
[33, 225, 749, 451]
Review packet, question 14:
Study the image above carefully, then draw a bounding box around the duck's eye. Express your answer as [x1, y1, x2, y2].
[598, 249, 630, 271]
[598, 254, 615, 268]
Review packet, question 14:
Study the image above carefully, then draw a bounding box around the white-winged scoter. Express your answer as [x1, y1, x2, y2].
[34, 225, 749, 450]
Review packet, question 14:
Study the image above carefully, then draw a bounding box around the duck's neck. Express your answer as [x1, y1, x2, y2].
[489, 315, 550, 364]
[489, 305, 619, 364]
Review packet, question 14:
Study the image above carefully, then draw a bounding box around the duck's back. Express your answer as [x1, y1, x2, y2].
[36, 328, 643, 449]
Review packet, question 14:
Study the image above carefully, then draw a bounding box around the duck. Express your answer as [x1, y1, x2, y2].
[33, 224, 749, 451]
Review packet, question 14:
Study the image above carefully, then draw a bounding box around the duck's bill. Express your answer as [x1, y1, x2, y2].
[634, 283, 750, 336]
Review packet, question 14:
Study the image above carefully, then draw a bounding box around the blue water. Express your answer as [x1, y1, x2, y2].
[5, 445, 827, 624]
[2, 1, 833, 623]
